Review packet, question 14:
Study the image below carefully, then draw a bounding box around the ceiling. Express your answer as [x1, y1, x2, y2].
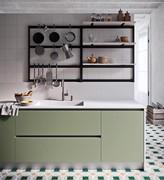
[0, 0, 164, 14]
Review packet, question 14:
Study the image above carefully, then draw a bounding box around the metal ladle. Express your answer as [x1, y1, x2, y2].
[40, 64, 46, 85]
[53, 64, 60, 87]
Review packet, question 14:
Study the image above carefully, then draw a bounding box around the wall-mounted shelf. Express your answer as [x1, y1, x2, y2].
[30, 65, 80, 68]
[81, 23, 135, 82]
[83, 63, 135, 68]
[83, 42, 135, 46]
[82, 42, 135, 48]
[82, 21, 135, 26]
[82, 79, 134, 82]
[28, 25, 82, 82]
[28, 22, 135, 82]
[30, 45, 81, 48]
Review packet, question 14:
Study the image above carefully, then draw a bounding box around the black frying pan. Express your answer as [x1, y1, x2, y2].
[33, 32, 44, 44]
[49, 32, 60, 43]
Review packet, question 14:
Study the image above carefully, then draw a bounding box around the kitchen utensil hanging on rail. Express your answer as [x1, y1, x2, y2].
[62, 44, 73, 59]
[64, 24, 76, 43]
[39, 64, 46, 85]
[53, 64, 60, 87]
[49, 25, 60, 43]
[33, 32, 45, 56]
[49, 25, 60, 61]
[50, 44, 58, 61]
[46, 64, 53, 86]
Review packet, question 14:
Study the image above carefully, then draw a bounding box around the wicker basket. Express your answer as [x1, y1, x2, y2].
[147, 105, 164, 125]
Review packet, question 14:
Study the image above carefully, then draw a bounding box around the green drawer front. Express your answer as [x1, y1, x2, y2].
[102, 110, 144, 163]
[16, 137, 100, 163]
[0, 117, 15, 162]
[16, 111, 100, 135]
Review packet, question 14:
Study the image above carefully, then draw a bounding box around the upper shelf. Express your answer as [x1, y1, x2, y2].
[83, 42, 135, 46]
[82, 21, 135, 27]
[83, 42, 135, 48]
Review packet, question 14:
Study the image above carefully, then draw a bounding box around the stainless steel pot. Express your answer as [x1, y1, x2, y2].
[35, 46, 44, 56]
[50, 44, 58, 60]
[50, 50, 58, 60]
[65, 25, 76, 42]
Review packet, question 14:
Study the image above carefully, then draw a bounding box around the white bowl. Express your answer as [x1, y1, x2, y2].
[15, 95, 32, 103]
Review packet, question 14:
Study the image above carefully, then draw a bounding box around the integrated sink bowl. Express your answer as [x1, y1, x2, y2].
[32, 100, 84, 108]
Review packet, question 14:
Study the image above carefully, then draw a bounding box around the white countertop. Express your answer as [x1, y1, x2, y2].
[13, 100, 145, 109]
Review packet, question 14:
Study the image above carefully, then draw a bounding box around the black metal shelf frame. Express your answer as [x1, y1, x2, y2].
[82, 45, 134, 48]
[81, 24, 135, 82]
[28, 24, 135, 82]
[28, 25, 81, 82]
[29, 79, 81, 82]
[30, 65, 80, 68]
[82, 65, 134, 68]
[82, 79, 134, 82]
[30, 45, 81, 48]
[82, 24, 134, 29]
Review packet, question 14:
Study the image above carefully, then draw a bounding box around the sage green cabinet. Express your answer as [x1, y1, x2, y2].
[16, 137, 100, 163]
[16, 111, 101, 136]
[0, 109, 144, 166]
[102, 111, 144, 163]
[15, 110, 101, 163]
[0, 117, 15, 162]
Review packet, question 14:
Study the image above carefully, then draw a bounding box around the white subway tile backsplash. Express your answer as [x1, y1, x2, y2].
[0, 49, 6, 59]
[5, 26, 18, 38]
[4, 15, 18, 25]
[5, 49, 17, 60]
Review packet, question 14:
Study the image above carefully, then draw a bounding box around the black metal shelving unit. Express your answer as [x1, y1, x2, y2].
[28, 22, 135, 82]
[82, 44, 134, 48]
[81, 22, 135, 82]
[30, 45, 81, 48]
[28, 25, 82, 82]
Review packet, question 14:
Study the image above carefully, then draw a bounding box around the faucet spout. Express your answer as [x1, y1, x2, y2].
[61, 79, 64, 101]
[61, 79, 69, 101]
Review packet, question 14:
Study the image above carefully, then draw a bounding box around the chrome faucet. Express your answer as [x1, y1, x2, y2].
[61, 79, 73, 101]
[61, 79, 68, 101]
[61, 79, 64, 101]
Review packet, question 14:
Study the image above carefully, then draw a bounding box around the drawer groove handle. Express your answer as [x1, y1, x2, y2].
[16, 135, 101, 138]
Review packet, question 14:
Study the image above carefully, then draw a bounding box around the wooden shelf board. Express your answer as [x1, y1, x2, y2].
[83, 63, 135, 66]
[83, 42, 135, 46]
[82, 21, 135, 26]
[82, 63, 135, 68]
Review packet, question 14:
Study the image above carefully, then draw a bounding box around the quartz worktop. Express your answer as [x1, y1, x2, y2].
[14, 100, 145, 109]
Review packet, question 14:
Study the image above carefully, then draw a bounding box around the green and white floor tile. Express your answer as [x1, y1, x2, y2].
[0, 123, 164, 180]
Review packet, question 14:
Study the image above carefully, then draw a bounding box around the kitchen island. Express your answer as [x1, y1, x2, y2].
[0, 100, 145, 169]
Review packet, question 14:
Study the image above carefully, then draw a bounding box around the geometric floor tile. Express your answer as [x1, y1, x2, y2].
[0, 123, 164, 180]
